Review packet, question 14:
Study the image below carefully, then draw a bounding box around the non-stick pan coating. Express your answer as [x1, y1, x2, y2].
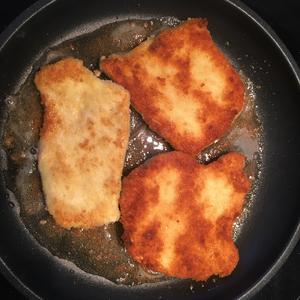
[0, 0, 299, 299]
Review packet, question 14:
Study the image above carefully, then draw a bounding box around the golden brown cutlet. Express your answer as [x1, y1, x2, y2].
[35, 58, 130, 229]
[100, 19, 245, 156]
[119, 151, 251, 281]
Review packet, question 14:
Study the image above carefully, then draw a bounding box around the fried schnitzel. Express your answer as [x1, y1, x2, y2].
[35, 58, 130, 229]
[119, 151, 250, 281]
[101, 19, 244, 156]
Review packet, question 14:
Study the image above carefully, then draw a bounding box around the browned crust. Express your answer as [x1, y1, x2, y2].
[34, 58, 89, 140]
[35, 57, 88, 87]
[101, 19, 244, 156]
[50, 199, 117, 229]
[35, 58, 130, 229]
[119, 151, 251, 281]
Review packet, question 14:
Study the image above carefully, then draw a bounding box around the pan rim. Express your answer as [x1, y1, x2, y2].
[0, 0, 299, 299]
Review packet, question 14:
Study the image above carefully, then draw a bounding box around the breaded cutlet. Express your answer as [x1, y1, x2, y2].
[100, 19, 244, 156]
[119, 151, 251, 281]
[35, 58, 130, 229]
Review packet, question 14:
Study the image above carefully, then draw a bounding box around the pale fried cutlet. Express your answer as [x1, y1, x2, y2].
[35, 58, 130, 229]
[101, 19, 244, 156]
[119, 151, 251, 281]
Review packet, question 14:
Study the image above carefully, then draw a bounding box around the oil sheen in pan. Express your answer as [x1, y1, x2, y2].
[2, 17, 263, 286]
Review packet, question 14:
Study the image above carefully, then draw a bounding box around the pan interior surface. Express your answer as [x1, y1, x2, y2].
[2, 15, 263, 287]
[0, 0, 299, 299]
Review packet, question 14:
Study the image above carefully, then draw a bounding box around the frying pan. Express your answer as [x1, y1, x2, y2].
[0, 0, 299, 299]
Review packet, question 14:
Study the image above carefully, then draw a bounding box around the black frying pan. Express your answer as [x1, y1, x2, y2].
[0, 0, 299, 299]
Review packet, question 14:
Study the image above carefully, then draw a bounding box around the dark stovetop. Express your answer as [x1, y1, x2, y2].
[0, 0, 299, 299]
